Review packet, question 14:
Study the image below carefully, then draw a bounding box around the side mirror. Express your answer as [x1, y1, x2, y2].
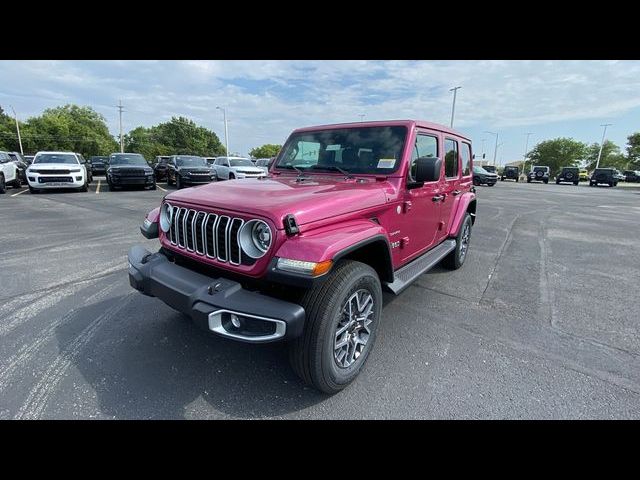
[409, 157, 442, 188]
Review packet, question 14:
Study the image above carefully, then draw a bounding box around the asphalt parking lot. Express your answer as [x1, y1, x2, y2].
[1, 178, 639, 419]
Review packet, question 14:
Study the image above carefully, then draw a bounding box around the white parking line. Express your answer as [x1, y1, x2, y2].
[157, 184, 167, 192]
[11, 189, 27, 197]
[95, 180, 101, 194]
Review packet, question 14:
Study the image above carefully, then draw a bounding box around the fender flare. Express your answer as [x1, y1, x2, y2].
[447, 192, 476, 237]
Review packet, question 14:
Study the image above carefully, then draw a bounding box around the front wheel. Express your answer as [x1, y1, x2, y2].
[0, 174, 5, 194]
[442, 213, 472, 270]
[176, 176, 182, 189]
[229, 173, 235, 180]
[289, 260, 382, 394]
[29, 186, 38, 194]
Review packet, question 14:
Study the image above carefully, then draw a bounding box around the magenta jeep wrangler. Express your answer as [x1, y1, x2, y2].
[128, 120, 477, 393]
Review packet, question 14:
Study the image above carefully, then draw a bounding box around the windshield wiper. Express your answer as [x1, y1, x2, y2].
[278, 164, 304, 175]
[310, 165, 353, 177]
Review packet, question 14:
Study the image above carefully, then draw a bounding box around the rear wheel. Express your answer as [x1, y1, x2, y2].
[176, 176, 183, 189]
[543, 179, 548, 184]
[442, 213, 472, 270]
[573, 181, 579, 186]
[289, 260, 382, 394]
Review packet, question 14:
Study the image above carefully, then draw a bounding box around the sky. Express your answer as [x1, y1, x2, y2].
[1, 60, 639, 163]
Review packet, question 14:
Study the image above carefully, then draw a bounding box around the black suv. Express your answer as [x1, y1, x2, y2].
[556, 167, 580, 185]
[89, 156, 108, 176]
[623, 170, 640, 182]
[166, 155, 216, 189]
[107, 153, 156, 190]
[590, 168, 618, 187]
[501, 165, 519, 182]
[527, 166, 550, 184]
[153, 156, 171, 181]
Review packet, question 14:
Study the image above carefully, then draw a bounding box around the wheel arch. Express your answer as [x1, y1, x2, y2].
[333, 235, 394, 284]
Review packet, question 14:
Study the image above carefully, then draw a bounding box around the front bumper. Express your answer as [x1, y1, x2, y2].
[109, 175, 155, 186]
[181, 175, 215, 185]
[27, 174, 85, 189]
[128, 245, 305, 343]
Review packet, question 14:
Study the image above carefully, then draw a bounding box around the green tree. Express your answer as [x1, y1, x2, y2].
[125, 117, 224, 159]
[19, 104, 118, 157]
[584, 140, 626, 171]
[249, 143, 282, 159]
[526, 138, 588, 176]
[625, 132, 640, 169]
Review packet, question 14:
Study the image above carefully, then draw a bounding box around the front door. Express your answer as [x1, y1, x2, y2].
[398, 131, 443, 263]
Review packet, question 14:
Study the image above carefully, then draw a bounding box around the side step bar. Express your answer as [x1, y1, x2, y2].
[384, 239, 457, 294]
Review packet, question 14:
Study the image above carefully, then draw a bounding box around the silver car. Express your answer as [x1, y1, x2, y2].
[212, 156, 267, 180]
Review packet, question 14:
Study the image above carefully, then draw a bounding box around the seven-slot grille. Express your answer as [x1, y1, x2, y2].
[34, 169, 71, 175]
[168, 206, 245, 265]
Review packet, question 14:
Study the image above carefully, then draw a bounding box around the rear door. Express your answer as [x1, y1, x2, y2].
[438, 137, 462, 238]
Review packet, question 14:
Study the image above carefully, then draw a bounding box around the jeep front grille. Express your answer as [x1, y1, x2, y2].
[168, 206, 245, 265]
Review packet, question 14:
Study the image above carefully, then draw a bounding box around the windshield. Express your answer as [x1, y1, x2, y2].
[594, 169, 612, 174]
[176, 156, 206, 167]
[473, 165, 489, 174]
[109, 154, 147, 166]
[275, 126, 408, 175]
[33, 153, 79, 165]
[229, 159, 254, 167]
[90, 156, 108, 163]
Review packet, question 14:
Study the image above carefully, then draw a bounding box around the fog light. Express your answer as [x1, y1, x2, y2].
[76, 176, 82, 181]
[230, 314, 241, 329]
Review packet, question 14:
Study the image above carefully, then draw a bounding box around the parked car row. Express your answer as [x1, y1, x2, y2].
[471, 163, 637, 189]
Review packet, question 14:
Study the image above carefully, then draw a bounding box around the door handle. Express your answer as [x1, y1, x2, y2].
[432, 194, 445, 203]
[452, 190, 462, 196]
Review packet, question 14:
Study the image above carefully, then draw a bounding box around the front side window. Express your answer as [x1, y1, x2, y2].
[409, 134, 438, 181]
[444, 139, 459, 178]
[275, 126, 408, 175]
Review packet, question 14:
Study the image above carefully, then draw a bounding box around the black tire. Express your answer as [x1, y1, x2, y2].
[229, 173, 235, 180]
[556, 180, 560, 184]
[442, 213, 472, 270]
[151, 181, 157, 190]
[573, 181, 579, 186]
[29, 186, 38, 194]
[609, 182, 613, 187]
[0, 174, 5, 194]
[500, 176, 504, 181]
[176, 176, 182, 189]
[527, 178, 531, 183]
[543, 179, 548, 184]
[80, 180, 88, 192]
[289, 260, 382, 394]
[516, 178, 519, 182]
[473, 178, 480, 186]
[167, 174, 173, 186]
[488, 183, 495, 187]
[107, 181, 115, 191]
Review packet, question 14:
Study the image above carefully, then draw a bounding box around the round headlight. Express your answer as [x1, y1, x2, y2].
[160, 203, 173, 233]
[239, 220, 272, 259]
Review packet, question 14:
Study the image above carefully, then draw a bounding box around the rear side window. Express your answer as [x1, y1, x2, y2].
[444, 139, 459, 178]
[461, 142, 472, 176]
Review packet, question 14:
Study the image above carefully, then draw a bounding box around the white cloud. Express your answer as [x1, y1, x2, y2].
[1, 60, 639, 157]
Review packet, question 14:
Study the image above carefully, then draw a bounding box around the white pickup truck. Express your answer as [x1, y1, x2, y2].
[0, 151, 21, 194]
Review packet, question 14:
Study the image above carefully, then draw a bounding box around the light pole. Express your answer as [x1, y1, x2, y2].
[216, 106, 229, 157]
[595, 123, 612, 170]
[449, 86, 461, 128]
[523, 132, 534, 174]
[484, 131, 499, 166]
[117, 100, 125, 153]
[9, 106, 24, 155]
